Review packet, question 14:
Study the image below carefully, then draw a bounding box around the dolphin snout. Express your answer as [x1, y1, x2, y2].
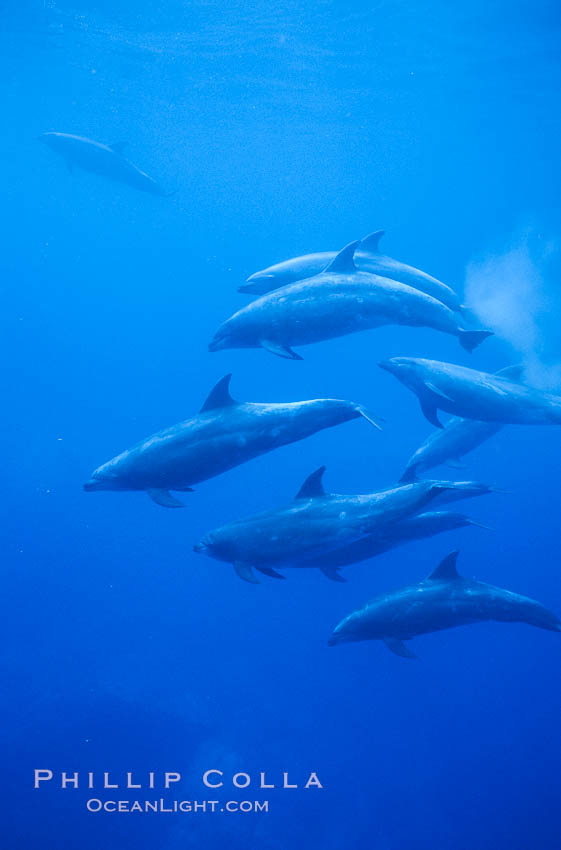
[208, 336, 228, 353]
[378, 359, 394, 373]
[83, 479, 101, 492]
[193, 541, 207, 553]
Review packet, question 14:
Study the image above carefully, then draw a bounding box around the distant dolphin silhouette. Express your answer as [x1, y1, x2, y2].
[329, 551, 561, 657]
[241, 230, 464, 314]
[211, 242, 492, 360]
[379, 357, 561, 429]
[39, 132, 173, 196]
[83, 376, 381, 508]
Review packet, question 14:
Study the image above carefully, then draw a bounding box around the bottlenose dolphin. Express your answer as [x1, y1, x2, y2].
[329, 551, 561, 657]
[210, 242, 492, 360]
[240, 231, 464, 314]
[193, 467, 478, 583]
[39, 132, 172, 196]
[379, 358, 561, 429]
[300, 510, 489, 571]
[401, 415, 504, 482]
[83, 376, 381, 508]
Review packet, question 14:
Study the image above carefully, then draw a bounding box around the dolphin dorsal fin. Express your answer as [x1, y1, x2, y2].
[295, 466, 327, 499]
[428, 550, 461, 580]
[110, 141, 128, 155]
[360, 230, 385, 253]
[324, 240, 360, 274]
[200, 374, 237, 412]
[495, 364, 524, 382]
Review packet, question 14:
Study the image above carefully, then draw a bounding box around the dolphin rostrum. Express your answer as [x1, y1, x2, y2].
[39, 132, 172, 196]
[328, 551, 561, 657]
[193, 468, 479, 583]
[83, 376, 382, 508]
[379, 358, 561, 429]
[240, 230, 464, 314]
[211, 242, 492, 360]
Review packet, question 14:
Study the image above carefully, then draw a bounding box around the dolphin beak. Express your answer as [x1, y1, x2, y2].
[193, 541, 207, 553]
[83, 479, 100, 492]
[208, 337, 227, 352]
[378, 359, 393, 373]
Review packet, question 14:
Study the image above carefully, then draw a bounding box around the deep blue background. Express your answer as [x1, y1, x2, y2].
[2, 1, 561, 847]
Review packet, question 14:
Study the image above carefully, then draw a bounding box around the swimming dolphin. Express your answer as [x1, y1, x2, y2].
[379, 358, 561, 429]
[240, 230, 464, 314]
[39, 132, 172, 196]
[193, 468, 478, 583]
[328, 551, 561, 657]
[83, 375, 381, 508]
[299, 510, 489, 571]
[401, 414, 504, 482]
[210, 242, 492, 360]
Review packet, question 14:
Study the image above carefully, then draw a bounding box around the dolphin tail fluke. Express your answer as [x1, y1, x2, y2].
[355, 404, 384, 430]
[147, 488, 185, 508]
[458, 328, 494, 353]
[233, 563, 260, 584]
[382, 637, 417, 659]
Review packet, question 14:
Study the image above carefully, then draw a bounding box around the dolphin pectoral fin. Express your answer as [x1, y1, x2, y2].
[419, 396, 443, 429]
[383, 637, 417, 659]
[446, 459, 467, 470]
[233, 562, 260, 584]
[260, 339, 303, 360]
[425, 382, 454, 403]
[254, 566, 286, 580]
[147, 488, 185, 508]
[320, 566, 347, 583]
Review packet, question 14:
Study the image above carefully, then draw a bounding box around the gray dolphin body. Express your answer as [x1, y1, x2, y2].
[401, 417, 503, 482]
[329, 551, 561, 657]
[83, 376, 381, 508]
[194, 468, 480, 583]
[300, 510, 487, 571]
[40, 132, 171, 196]
[211, 243, 492, 360]
[379, 357, 561, 429]
[241, 231, 463, 314]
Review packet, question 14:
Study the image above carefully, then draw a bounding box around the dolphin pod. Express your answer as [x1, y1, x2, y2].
[379, 357, 561, 429]
[40, 132, 172, 196]
[210, 241, 493, 360]
[240, 230, 465, 314]
[193, 467, 495, 583]
[83, 375, 382, 507]
[329, 551, 561, 657]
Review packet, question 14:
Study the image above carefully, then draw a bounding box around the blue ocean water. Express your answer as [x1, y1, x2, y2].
[2, 1, 561, 847]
